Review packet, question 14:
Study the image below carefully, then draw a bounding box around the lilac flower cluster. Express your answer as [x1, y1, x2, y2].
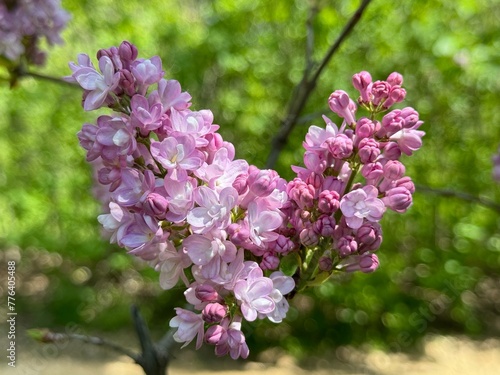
[69, 41, 425, 359]
[69, 41, 293, 359]
[281, 71, 425, 291]
[0, 0, 70, 66]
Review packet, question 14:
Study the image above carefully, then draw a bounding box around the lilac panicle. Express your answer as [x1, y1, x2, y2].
[71, 43, 424, 360]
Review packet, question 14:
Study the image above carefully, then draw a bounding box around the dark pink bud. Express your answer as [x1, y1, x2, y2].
[345, 253, 380, 273]
[383, 160, 406, 180]
[270, 235, 295, 254]
[386, 72, 403, 86]
[300, 228, 319, 247]
[261, 252, 279, 270]
[97, 166, 121, 186]
[227, 223, 250, 246]
[97, 46, 122, 70]
[232, 174, 249, 195]
[326, 134, 353, 159]
[119, 69, 136, 97]
[328, 90, 356, 125]
[352, 71, 372, 103]
[356, 222, 382, 247]
[355, 117, 376, 140]
[395, 176, 415, 193]
[205, 324, 226, 345]
[361, 162, 384, 180]
[381, 142, 402, 160]
[247, 167, 279, 197]
[318, 190, 340, 214]
[202, 303, 227, 324]
[319, 256, 333, 272]
[358, 138, 381, 164]
[371, 81, 391, 106]
[400, 107, 421, 129]
[118, 41, 139, 68]
[143, 193, 168, 218]
[306, 172, 324, 190]
[313, 215, 336, 237]
[337, 235, 358, 257]
[195, 284, 220, 302]
[383, 87, 406, 108]
[322, 176, 343, 194]
[382, 186, 413, 213]
[379, 110, 404, 138]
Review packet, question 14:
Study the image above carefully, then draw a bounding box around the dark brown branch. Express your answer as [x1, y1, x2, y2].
[266, 0, 373, 169]
[416, 184, 500, 213]
[131, 305, 171, 375]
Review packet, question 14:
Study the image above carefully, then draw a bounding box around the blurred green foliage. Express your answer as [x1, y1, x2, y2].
[1, 0, 500, 360]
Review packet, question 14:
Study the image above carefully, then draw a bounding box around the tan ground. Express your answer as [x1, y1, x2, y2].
[6, 334, 500, 375]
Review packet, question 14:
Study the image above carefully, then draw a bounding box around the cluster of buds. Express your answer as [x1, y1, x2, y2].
[0, 0, 70, 67]
[281, 71, 425, 291]
[68, 41, 424, 359]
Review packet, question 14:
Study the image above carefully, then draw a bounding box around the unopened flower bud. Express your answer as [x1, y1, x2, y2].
[386, 72, 403, 86]
[306, 172, 324, 190]
[352, 71, 372, 103]
[118, 41, 138, 68]
[195, 284, 219, 302]
[383, 87, 406, 108]
[205, 324, 225, 345]
[358, 138, 381, 164]
[337, 235, 358, 257]
[300, 228, 319, 247]
[382, 142, 402, 160]
[319, 256, 333, 272]
[345, 253, 380, 273]
[371, 81, 391, 106]
[361, 162, 384, 181]
[318, 190, 340, 214]
[261, 252, 280, 270]
[202, 303, 227, 324]
[313, 215, 336, 237]
[382, 186, 413, 213]
[395, 176, 415, 193]
[383, 160, 405, 180]
[326, 134, 353, 159]
[232, 174, 248, 195]
[328, 90, 357, 125]
[143, 192, 168, 218]
[355, 117, 376, 140]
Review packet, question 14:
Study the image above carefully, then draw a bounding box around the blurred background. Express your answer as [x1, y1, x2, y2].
[1, 0, 500, 369]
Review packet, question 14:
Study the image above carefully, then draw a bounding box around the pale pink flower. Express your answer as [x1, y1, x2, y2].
[154, 241, 191, 290]
[234, 268, 275, 322]
[246, 201, 282, 247]
[72, 55, 120, 111]
[150, 134, 205, 175]
[340, 185, 386, 229]
[183, 234, 237, 279]
[169, 308, 204, 349]
[187, 186, 238, 234]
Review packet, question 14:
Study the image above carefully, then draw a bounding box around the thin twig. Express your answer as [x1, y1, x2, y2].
[32, 329, 139, 361]
[266, 0, 373, 169]
[416, 184, 500, 213]
[23, 71, 77, 87]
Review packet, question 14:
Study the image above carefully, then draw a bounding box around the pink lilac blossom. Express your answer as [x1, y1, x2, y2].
[70, 42, 425, 360]
[0, 0, 70, 66]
